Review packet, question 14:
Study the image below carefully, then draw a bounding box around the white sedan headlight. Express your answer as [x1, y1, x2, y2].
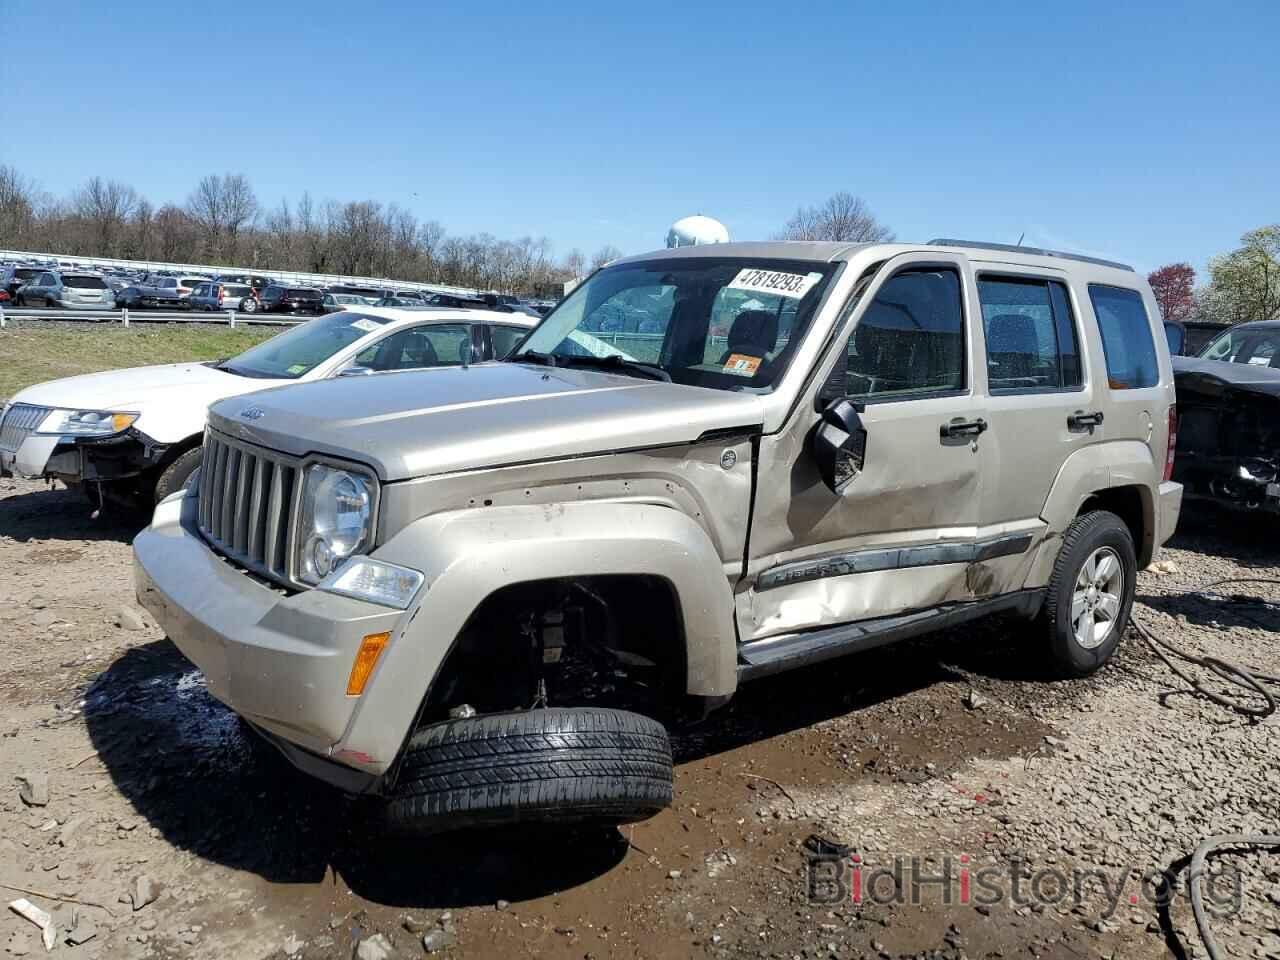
[37, 409, 139, 436]
[297, 463, 376, 585]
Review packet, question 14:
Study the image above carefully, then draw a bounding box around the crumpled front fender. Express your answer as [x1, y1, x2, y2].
[337, 501, 738, 768]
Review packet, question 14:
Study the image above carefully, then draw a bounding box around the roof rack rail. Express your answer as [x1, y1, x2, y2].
[928, 239, 1134, 273]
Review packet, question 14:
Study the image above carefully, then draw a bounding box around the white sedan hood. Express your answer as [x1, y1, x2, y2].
[9, 363, 290, 445]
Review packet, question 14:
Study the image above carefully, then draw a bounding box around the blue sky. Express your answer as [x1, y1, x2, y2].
[3, 0, 1278, 276]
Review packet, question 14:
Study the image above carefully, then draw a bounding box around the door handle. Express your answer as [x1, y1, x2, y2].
[1067, 410, 1104, 432]
[939, 417, 988, 439]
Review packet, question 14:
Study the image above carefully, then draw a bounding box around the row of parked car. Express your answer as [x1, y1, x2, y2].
[0, 261, 552, 318]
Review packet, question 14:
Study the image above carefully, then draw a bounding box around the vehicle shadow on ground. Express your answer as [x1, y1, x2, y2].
[672, 613, 1071, 766]
[81, 640, 629, 908]
[1136, 588, 1280, 633]
[1166, 506, 1280, 567]
[83, 616, 1068, 909]
[0, 482, 145, 544]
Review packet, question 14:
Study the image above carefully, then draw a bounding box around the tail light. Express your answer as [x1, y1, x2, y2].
[1164, 405, 1177, 481]
[217, 288, 224, 305]
[178, 287, 190, 295]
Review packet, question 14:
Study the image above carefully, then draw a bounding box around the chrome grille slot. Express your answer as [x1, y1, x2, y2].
[198, 429, 300, 585]
[0, 403, 50, 454]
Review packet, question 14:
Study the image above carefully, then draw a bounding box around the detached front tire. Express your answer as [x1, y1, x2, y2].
[1042, 510, 1136, 677]
[386, 707, 673, 835]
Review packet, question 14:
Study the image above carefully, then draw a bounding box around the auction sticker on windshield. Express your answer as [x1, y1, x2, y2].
[350, 317, 381, 333]
[727, 268, 822, 300]
[723, 354, 762, 377]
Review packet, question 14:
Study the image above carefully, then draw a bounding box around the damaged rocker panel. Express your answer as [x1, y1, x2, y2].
[755, 532, 1034, 592]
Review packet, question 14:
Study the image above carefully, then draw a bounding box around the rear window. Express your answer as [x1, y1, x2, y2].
[491, 324, 530, 358]
[286, 288, 321, 299]
[977, 276, 1082, 392]
[1088, 285, 1159, 389]
[64, 276, 108, 289]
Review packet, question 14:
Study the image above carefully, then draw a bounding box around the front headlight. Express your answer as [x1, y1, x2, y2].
[37, 409, 138, 436]
[297, 463, 375, 585]
[319, 557, 424, 609]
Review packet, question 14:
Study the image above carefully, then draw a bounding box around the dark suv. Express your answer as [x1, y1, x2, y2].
[259, 285, 324, 315]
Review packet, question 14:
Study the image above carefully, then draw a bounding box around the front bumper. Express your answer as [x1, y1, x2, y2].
[1, 434, 61, 478]
[133, 491, 408, 787]
[0, 429, 169, 482]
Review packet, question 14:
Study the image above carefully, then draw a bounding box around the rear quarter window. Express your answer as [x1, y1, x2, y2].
[1088, 285, 1159, 389]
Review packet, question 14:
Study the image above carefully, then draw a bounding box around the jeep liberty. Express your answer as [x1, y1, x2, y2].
[133, 240, 1183, 831]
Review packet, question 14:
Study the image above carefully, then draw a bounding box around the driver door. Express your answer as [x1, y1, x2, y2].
[741, 254, 990, 642]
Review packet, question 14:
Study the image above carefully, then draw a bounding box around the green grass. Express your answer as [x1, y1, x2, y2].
[0, 321, 280, 399]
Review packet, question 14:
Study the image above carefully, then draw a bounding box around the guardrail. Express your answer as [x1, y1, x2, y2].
[0, 307, 301, 329]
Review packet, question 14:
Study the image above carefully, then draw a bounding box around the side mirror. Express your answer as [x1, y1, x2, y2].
[339, 365, 375, 377]
[811, 398, 866, 495]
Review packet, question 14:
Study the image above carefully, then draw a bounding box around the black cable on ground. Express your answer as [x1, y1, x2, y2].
[1188, 834, 1280, 960]
[1132, 576, 1280, 720]
[1131, 578, 1280, 958]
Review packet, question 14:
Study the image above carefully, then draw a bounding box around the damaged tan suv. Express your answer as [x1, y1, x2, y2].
[133, 239, 1182, 832]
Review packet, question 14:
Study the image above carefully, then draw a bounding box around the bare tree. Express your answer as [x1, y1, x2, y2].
[777, 192, 893, 243]
[72, 177, 139, 257]
[0, 164, 594, 297]
[590, 245, 623, 270]
[0, 165, 41, 248]
[185, 173, 259, 261]
[562, 248, 587, 278]
[221, 174, 258, 261]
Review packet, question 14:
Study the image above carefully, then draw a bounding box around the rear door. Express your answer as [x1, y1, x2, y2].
[743, 252, 990, 640]
[973, 267, 1098, 552]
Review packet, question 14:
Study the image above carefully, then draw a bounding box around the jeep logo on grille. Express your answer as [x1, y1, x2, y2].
[239, 407, 265, 421]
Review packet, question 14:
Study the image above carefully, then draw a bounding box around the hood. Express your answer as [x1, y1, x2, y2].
[1173, 356, 1280, 399]
[9, 362, 288, 428]
[210, 362, 766, 481]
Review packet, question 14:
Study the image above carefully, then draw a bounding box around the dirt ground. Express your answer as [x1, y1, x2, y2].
[0, 476, 1277, 960]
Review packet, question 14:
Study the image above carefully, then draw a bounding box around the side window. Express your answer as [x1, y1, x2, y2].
[1088, 285, 1159, 389]
[490, 324, 529, 359]
[39, 273, 54, 285]
[977, 276, 1082, 392]
[845, 268, 965, 398]
[361, 324, 472, 371]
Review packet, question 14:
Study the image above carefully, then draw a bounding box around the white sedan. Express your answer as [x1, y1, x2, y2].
[0, 307, 535, 507]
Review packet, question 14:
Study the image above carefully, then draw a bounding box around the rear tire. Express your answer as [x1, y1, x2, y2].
[153, 447, 203, 504]
[1042, 510, 1136, 677]
[386, 707, 673, 835]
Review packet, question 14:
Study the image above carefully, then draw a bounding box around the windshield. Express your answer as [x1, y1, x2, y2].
[225, 311, 388, 378]
[1199, 325, 1280, 369]
[514, 257, 839, 391]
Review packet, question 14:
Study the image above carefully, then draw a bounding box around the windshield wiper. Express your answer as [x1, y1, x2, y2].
[556, 354, 672, 382]
[513, 350, 558, 368]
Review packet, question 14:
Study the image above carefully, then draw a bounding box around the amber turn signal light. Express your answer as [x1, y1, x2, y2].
[346, 632, 390, 696]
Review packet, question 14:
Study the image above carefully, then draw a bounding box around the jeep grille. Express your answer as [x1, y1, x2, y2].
[198, 429, 300, 586]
